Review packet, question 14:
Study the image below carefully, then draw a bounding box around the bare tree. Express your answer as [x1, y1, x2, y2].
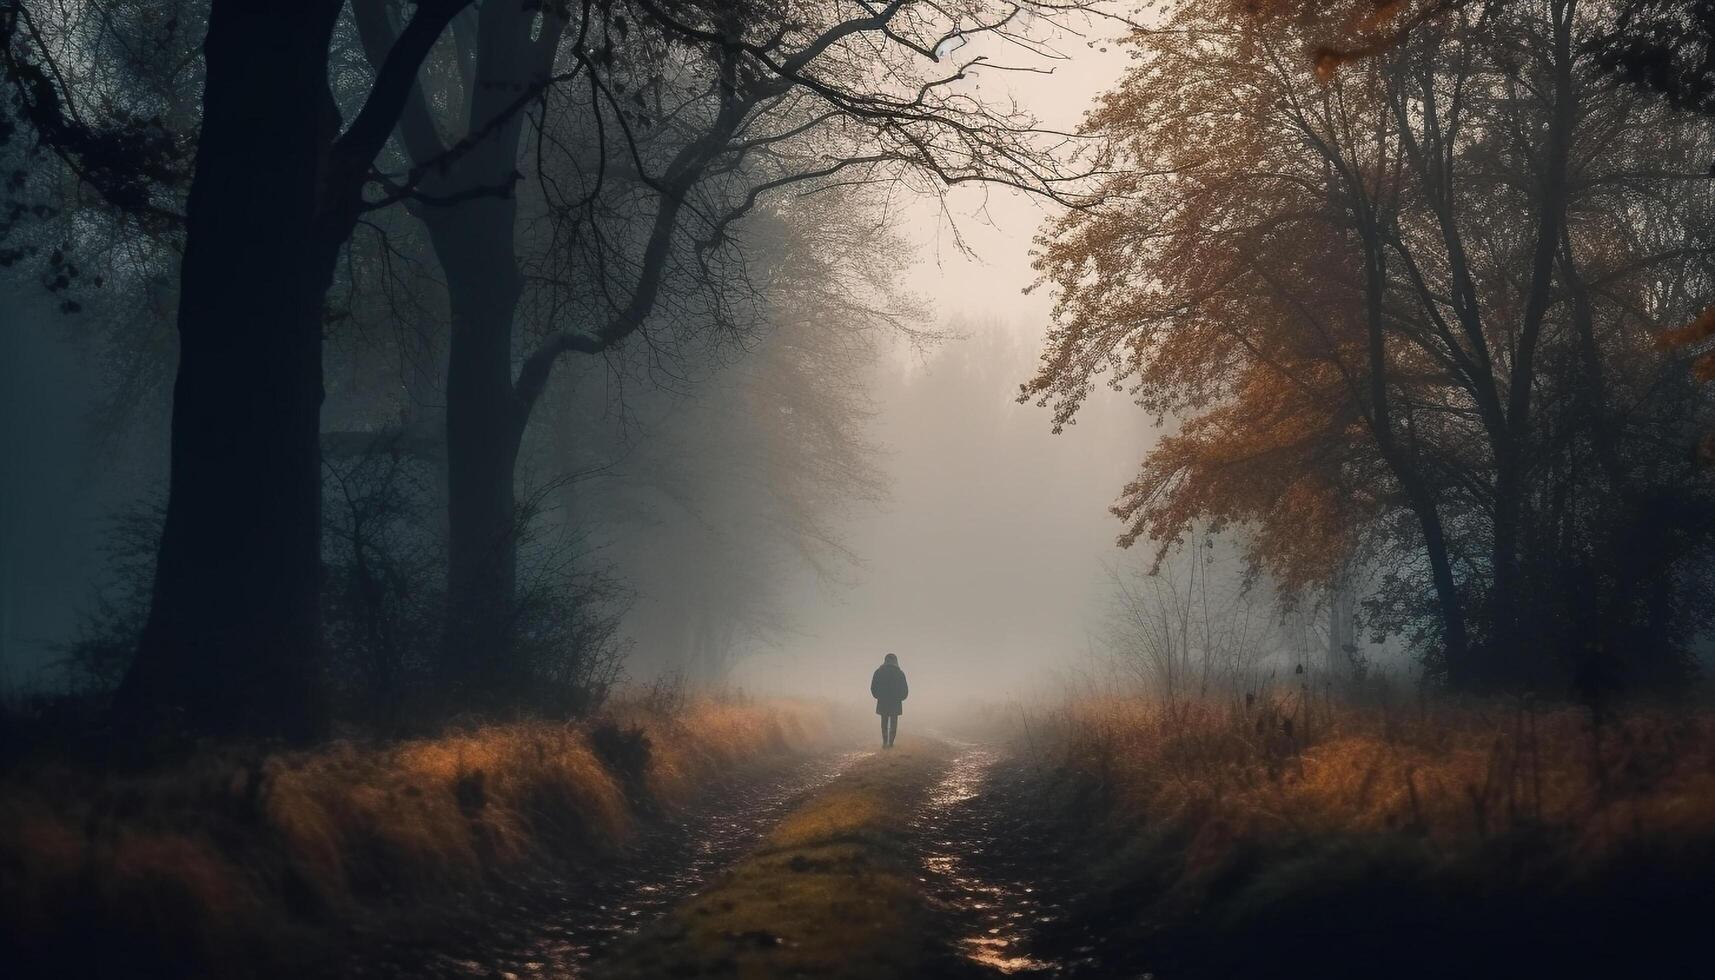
[1102, 535, 1275, 702]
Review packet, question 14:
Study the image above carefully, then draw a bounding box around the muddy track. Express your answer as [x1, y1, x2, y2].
[344, 749, 865, 979]
[345, 738, 1132, 979]
[910, 737, 1125, 978]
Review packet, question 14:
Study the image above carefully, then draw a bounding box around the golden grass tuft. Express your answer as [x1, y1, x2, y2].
[1027, 691, 1715, 871]
[0, 695, 833, 979]
[612, 695, 833, 805]
[1009, 692, 1715, 977]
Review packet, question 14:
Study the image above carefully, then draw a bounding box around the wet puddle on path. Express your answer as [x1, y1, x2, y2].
[349, 749, 866, 979]
[910, 738, 1063, 976]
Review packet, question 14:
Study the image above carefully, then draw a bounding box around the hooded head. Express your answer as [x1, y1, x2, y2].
[883, 653, 899, 666]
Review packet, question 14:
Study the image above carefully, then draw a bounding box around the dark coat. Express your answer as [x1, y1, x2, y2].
[871, 663, 908, 716]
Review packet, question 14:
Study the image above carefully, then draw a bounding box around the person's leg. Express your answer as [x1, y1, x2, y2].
[885, 715, 898, 747]
[880, 714, 889, 747]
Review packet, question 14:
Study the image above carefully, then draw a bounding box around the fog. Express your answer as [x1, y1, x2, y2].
[11, 4, 1715, 975]
[0, 301, 159, 685]
[14, 1, 1690, 720]
[729, 33, 1149, 707]
[0, 303, 88, 683]
[727, 317, 1148, 708]
[0, 20, 1172, 708]
[581, 29, 1148, 708]
[1, 282, 1154, 713]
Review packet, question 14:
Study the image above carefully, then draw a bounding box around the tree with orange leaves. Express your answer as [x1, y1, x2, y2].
[1027, 0, 1715, 689]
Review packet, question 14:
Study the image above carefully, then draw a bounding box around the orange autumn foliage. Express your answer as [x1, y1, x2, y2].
[1024, 3, 1401, 591]
[1025, 0, 1715, 613]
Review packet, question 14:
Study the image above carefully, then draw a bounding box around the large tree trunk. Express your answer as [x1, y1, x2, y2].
[421, 1, 560, 705]
[355, 0, 738, 708]
[1354, 214, 1474, 687]
[115, 1, 345, 740]
[432, 196, 526, 701]
[1486, 0, 1578, 689]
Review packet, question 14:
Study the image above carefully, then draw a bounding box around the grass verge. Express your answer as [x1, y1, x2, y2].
[0, 696, 832, 979]
[596, 735, 973, 980]
[1009, 694, 1715, 979]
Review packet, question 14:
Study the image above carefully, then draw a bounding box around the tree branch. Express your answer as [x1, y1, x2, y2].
[332, 0, 470, 189]
[349, 0, 450, 170]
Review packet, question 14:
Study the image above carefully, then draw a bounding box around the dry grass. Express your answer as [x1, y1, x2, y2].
[1010, 689, 1715, 978]
[1029, 693, 1715, 859]
[0, 695, 833, 979]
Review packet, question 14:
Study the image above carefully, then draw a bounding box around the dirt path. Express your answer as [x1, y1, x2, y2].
[345, 748, 866, 978]
[594, 734, 968, 979]
[350, 737, 1120, 979]
[347, 732, 1715, 980]
[591, 735, 1132, 980]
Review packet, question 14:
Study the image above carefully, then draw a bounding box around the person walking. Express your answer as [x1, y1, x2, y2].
[870, 653, 908, 748]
